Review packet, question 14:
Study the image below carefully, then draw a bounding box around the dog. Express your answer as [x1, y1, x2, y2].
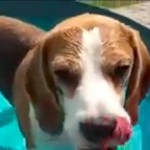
[0, 16, 45, 103]
[13, 13, 150, 150]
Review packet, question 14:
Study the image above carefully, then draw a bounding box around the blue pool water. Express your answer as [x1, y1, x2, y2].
[139, 93, 150, 150]
[0, 93, 26, 150]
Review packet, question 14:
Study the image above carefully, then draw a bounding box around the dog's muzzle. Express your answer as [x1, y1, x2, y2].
[79, 116, 132, 147]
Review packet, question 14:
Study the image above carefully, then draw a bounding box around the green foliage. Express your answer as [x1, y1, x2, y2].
[80, 0, 141, 8]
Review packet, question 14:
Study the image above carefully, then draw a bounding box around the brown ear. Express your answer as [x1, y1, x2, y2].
[125, 29, 150, 125]
[25, 32, 65, 135]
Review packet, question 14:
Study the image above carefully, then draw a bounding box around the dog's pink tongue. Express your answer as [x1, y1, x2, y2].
[114, 117, 132, 144]
[100, 117, 132, 149]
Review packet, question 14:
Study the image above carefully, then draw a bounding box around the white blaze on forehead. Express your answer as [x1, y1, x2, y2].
[80, 27, 128, 118]
[82, 27, 102, 56]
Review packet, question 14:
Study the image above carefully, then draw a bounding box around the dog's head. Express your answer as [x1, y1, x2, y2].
[24, 14, 150, 149]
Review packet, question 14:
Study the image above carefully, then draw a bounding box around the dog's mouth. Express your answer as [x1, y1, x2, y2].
[101, 117, 132, 148]
[80, 117, 132, 150]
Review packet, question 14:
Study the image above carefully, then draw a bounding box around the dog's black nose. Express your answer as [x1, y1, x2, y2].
[79, 117, 117, 143]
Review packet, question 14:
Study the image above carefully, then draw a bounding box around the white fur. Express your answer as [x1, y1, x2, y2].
[63, 27, 131, 148]
[29, 104, 72, 150]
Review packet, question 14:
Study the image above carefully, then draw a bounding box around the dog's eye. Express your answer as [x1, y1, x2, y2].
[54, 69, 79, 86]
[114, 64, 130, 79]
[54, 69, 71, 83]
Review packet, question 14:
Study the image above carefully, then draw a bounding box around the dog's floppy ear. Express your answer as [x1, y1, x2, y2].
[125, 29, 150, 125]
[13, 26, 81, 139]
[25, 31, 66, 135]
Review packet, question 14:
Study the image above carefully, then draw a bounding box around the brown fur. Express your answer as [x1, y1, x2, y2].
[0, 16, 45, 103]
[13, 13, 150, 148]
[125, 29, 150, 124]
[13, 27, 83, 148]
[54, 13, 150, 125]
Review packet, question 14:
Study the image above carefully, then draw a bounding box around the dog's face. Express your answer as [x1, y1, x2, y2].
[24, 14, 150, 149]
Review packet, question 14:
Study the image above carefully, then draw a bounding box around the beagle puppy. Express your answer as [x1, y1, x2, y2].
[0, 16, 45, 103]
[13, 13, 150, 150]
